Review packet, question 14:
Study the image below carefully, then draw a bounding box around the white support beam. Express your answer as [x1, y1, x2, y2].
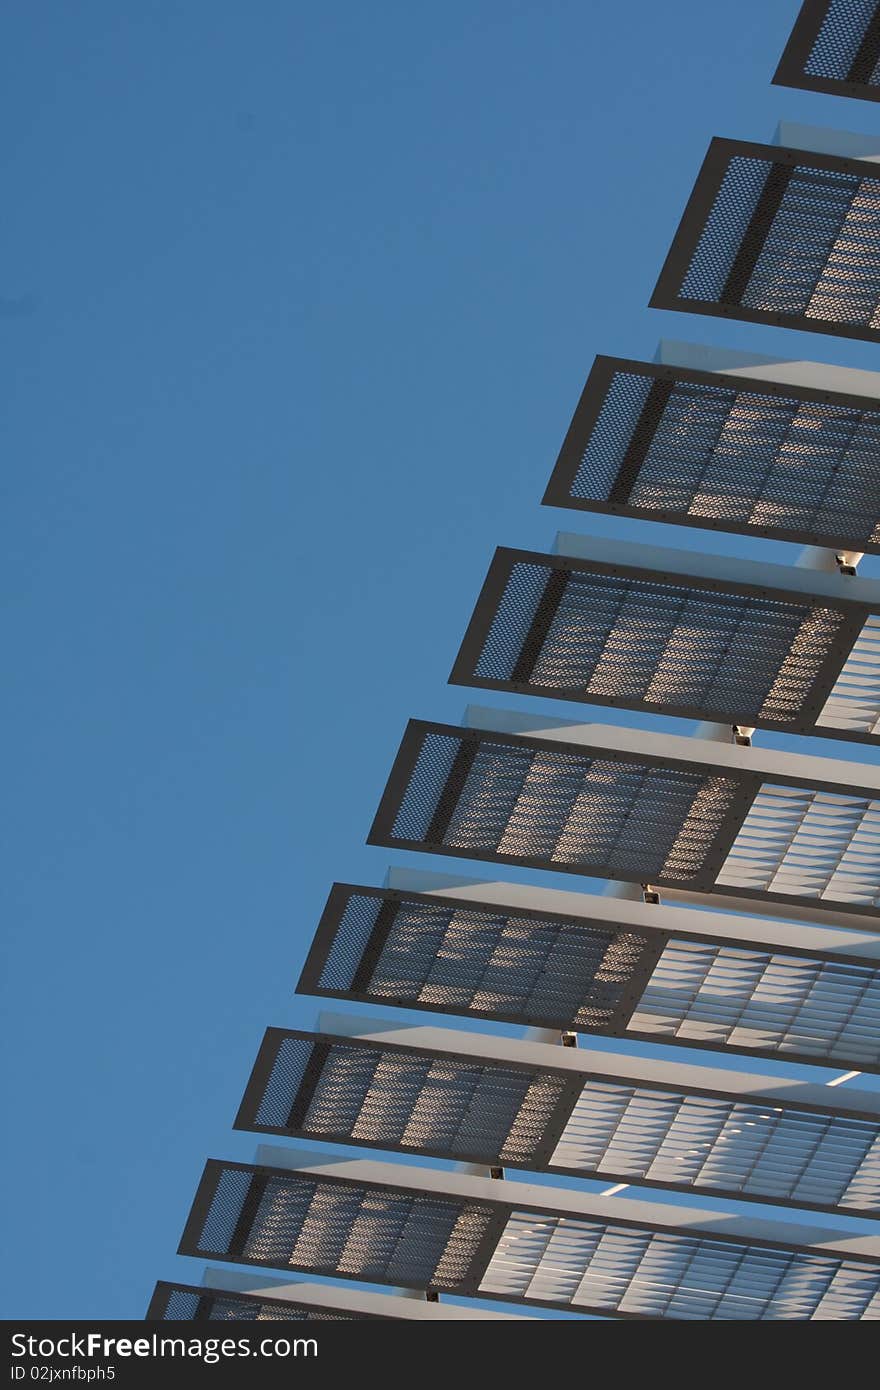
[552, 531, 880, 607]
[200, 1268, 529, 1319]
[656, 338, 880, 400]
[385, 867, 880, 958]
[312, 1010, 880, 1117]
[462, 703, 880, 795]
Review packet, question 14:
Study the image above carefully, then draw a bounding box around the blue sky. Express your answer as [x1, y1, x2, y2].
[5, 0, 880, 1319]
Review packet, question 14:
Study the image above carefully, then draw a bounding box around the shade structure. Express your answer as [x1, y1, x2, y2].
[542, 354, 880, 555]
[297, 876, 880, 1073]
[451, 539, 880, 741]
[367, 711, 880, 916]
[774, 1, 880, 101]
[235, 1022, 880, 1217]
[147, 1275, 524, 1320]
[179, 1150, 880, 1319]
[651, 138, 880, 343]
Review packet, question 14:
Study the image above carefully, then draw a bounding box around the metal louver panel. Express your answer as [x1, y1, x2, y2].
[147, 1281, 366, 1321]
[368, 715, 880, 913]
[716, 785, 880, 906]
[179, 1154, 880, 1319]
[816, 616, 880, 733]
[236, 1029, 572, 1168]
[480, 1213, 880, 1319]
[630, 937, 880, 1067]
[298, 882, 880, 1072]
[542, 356, 880, 554]
[235, 1025, 880, 1216]
[775, 1, 880, 101]
[553, 1082, 880, 1213]
[451, 546, 864, 739]
[651, 139, 880, 343]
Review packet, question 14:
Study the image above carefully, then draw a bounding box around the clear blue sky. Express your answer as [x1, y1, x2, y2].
[4, 0, 880, 1320]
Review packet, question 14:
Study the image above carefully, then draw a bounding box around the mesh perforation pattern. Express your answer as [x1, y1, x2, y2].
[651, 139, 880, 344]
[237, 1030, 571, 1167]
[299, 884, 661, 1032]
[480, 1212, 880, 1319]
[775, 1, 880, 101]
[453, 548, 858, 736]
[369, 721, 746, 888]
[181, 1163, 499, 1295]
[543, 356, 880, 554]
[300, 884, 880, 1073]
[147, 1281, 366, 1321]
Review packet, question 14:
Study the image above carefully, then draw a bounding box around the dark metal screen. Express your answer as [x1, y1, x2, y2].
[775, 1, 880, 100]
[298, 883, 665, 1032]
[451, 547, 863, 739]
[147, 1281, 367, 1321]
[543, 356, 880, 554]
[368, 721, 751, 889]
[297, 884, 880, 1073]
[179, 1162, 501, 1296]
[236, 1028, 575, 1168]
[651, 139, 880, 343]
[235, 1028, 880, 1217]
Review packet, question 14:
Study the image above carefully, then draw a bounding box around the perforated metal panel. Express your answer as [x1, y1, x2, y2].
[651, 139, 880, 343]
[298, 884, 663, 1032]
[147, 1281, 366, 1321]
[369, 721, 748, 888]
[452, 547, 863, 738]
[236, 1029, 573, 1167]
[235, 1028, 880, 1216]
[180, 1162, 500, 1295]
[480, 1212, 880, 1318]
[298, 884, 880, 1073]
[543, 356, 880, 554]
[552, 1081, 880, 1213]
[775, 1, 880, 101]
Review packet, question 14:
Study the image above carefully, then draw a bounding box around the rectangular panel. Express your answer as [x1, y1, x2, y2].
[451, 547, 866, 740]
[774, 1, 880, 101]
[179, 1161, 502, 1296]
[298, 883, 665, 1034]
[542, 356, 880, 555]
[235, 1028, 880, 1216]
[147, 1281, 368, 1321]
[236, 1028, 575, 1170]
[298, 883, 880, 1072]
[651, 139, 880, 344]
[368, 721, 752, 892]
[179, 1158, 880, 1319]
